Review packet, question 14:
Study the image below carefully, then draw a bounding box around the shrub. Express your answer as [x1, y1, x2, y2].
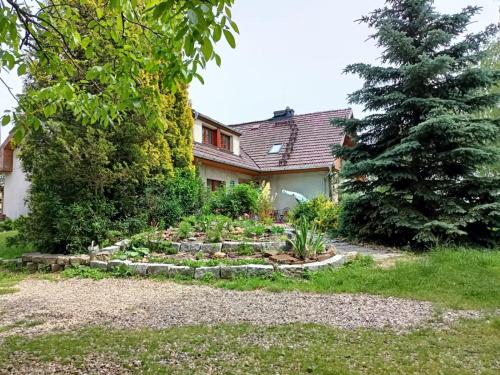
[289, 195, 340, 234]
[204, 184, 258, 218]
[177, 220, 193, 240]
[236, 242, 253, 256]
[0, 218, 16, 232]
[242, 221, 266, 238]
[206, 215, 232, 242]
[143, 169, 205, 228]
[270, 225, 285, 235]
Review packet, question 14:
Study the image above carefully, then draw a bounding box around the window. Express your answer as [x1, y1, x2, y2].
[221, 134, 231, 151]
[207, 179, 224, 191]
[268, 144, 282, 154]
[202, 126, 217, 146]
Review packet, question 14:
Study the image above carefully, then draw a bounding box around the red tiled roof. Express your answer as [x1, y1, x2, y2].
[193, 142, 260, 172]
[231, 109, 352, 171]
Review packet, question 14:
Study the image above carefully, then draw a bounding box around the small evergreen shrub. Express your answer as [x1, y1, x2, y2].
[289, 195, 340, 234]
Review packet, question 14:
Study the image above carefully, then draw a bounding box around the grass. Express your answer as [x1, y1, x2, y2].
[0, 269, 26, 295]
[198, 248, 500, 310]
[0, 318, 499, 374]
[145, 256, 268, 267]
[0, 231, 29, 260]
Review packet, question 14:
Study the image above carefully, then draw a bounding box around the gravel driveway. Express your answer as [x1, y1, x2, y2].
[0, 278, 478, 337]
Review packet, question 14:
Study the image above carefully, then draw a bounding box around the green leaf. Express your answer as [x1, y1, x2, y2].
[109, 0, 120, 10]
[13, 127, 24, 143]
[214, 53, 221, 67]
[187, 9, 198, 25]
[223, 29, 236, 48]
[1, 115, 10, 126]
[17, 63, 27, 75]
[153, 2, 168, 19]
[96, 8, 104, 19]
[230, 21, 239, 34]
[213, 25, 222, 42]
[201, 38, 213, 60]
[81, 36, 91, 49]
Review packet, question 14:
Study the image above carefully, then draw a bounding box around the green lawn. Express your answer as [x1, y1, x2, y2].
[0, 231, 29, 260]
[0, 269, 25, 295]
[0, 318, 499, 374]
[198, 248, 500, 310]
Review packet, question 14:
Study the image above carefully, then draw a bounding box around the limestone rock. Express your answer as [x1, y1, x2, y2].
[89, 260, 108, 270]
[199, 242, 222, 253]
[220, 265, 247, 279]
[168, 265, 194, 278]
[147, 264, 171, 276]
[194, 266, 221, 279]
[246, 264, 274, 278]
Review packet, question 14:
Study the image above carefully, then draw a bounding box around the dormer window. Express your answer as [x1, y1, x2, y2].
[221, 133, 231, 151]
[202, 126, 217, 146]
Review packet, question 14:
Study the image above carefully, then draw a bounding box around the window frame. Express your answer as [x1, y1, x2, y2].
[221, 133, 231, 151]
[202, 126, 217, 146]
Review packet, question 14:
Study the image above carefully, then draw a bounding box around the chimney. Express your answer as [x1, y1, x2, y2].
[272, 106, 294, 120]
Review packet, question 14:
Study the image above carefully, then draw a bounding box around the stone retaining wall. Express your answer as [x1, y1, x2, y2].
[11, 252, 346, 279]
[7, 236, 346, 279]
[87, 254, 346, 279]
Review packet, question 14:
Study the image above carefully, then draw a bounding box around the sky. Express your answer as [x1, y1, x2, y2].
[1, 0, 499, 141]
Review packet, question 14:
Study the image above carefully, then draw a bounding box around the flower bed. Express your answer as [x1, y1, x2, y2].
[12, 214, 343, 278]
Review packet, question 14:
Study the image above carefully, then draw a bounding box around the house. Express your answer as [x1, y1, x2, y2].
[0, 133, 30, 219]
[0, 107, 353, 219]
[193, 107, 353, 212]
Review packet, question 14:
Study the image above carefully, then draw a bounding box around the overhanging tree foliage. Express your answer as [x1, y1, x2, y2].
[0, 0, 237, 141]
[14, 0, 204, 253]
[334, 0, 500, 248]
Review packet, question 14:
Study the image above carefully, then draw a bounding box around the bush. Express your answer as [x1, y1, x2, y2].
[177, 220, 193, 239]
[289, 195, 340, 234]
[204, 184, 258, 218]
[143, 169, 205, 228]
[0, 218, 16, 232]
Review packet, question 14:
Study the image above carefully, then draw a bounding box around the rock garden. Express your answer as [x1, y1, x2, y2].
[18, 213, 345, 279]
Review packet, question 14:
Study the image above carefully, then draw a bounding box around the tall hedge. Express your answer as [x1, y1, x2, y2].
[14, 0, 196, 253]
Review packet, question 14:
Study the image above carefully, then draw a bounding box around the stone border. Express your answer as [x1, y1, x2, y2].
[6, 253, 346, 279]
[85, 254, 346, 279]
[7, 235, 346, 279]
[170, 240, 290, 253]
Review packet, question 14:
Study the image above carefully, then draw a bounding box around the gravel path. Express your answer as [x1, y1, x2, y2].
[0, 278, 478, 337]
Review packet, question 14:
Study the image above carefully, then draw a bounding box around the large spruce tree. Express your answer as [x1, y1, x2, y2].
[334, 0, 499, 248]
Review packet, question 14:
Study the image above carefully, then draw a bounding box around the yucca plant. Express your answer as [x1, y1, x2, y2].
[288, 218, 325, 259]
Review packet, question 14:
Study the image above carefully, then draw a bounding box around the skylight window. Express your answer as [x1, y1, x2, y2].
[269, 144, 282, 154]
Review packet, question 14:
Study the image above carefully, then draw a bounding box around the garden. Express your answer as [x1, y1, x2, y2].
[2, 177, 343, 279]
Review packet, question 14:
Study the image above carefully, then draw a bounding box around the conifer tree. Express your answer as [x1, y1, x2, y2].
[334, 0, 499, 248]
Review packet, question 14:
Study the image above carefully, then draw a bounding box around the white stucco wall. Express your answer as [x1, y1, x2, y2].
[3, 149, 30, 219]
[265, 171, 330, 212]
[193, 119, 203, 143]
[197, 163, 254, 187]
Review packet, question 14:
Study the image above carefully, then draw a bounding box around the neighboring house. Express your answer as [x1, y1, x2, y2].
[0, 134, 30, 219]
[0, 107, 353, 219]
[193, 107, 353, 212]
